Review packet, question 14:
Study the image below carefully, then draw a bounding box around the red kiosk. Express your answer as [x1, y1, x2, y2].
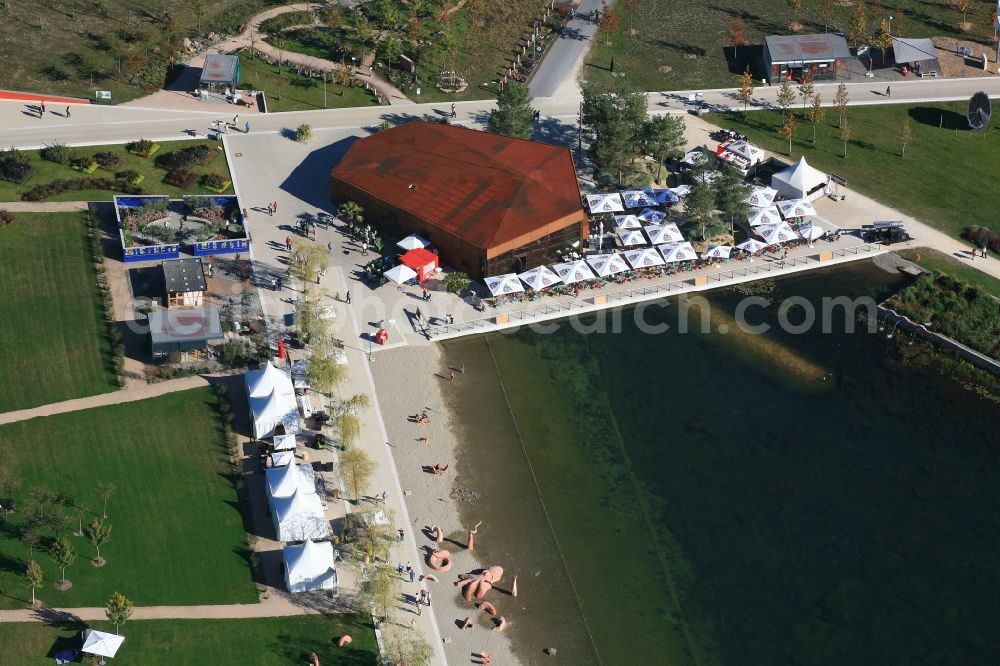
[399, 248, 439, 282]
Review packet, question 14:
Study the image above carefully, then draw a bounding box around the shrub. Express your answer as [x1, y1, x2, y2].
[0, 209, 15, 226]
[964, 226, 998, 253]
[69, 156, 97, 172]
[200, 173, 228, 191]
[0, 147, 34, 184]
[41, 142, 73, 164]
[93, 151, 124, 169]
[157, 144, 215, 170]
[21, 177, 145, 201]
[126, 139, 156, 157]
[164, 169, 197, 188]
[115, 170, 143, 185]
[293, 123, 313, 142]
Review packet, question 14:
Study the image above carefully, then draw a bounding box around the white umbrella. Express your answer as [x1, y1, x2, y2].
[396, 234, 430, 251]
[776, 198, 817, 218]
[383, 264, 417, 285]
[644, 223, 685, 244]
[747, 206, 782, 227]
[518, 265, 562, 291]
[672, 185, 691, 198]
[623, 247, 665, 269]
[586, 252, 630, 277]
[757, 222, 799, 245]
[613, 214, 643, 229]
[658, 242, 699, 263]
[703, 245, 733, 259]
[586, 193, 625, 213]
[645, 188, 680, 205]
[747, 186, 777, 208]
[736, 238, 768, 254]
[82, 630, 125, 659]
[636, 208, 668, 224]
[616, 228, 647, 247]
[620, 190, 657, 208]
[552, 260, 595, 284]
[484, 273, 524, 297]
[798, 223, 826, 242]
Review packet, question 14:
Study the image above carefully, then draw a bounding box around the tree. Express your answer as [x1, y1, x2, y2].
[469, 0, 485, 29]
[294, 123, 313, 143]
[623, 0, 641, 34]
[105, 591, 134, 634]
[872, 17, 892, 51]
[306, 342, 347, 394]
[23, 560, 44, 606]
[736, 67, 755, 118]
[24, 486, 65, 535]
[776, 79, 796, 118]
[0, 469, 21, 515]
[684, 179, 724, 241]
[378, 0, 401, 30]
[599, 8, 619, 46]
[96, 481, 115, 520]
[335, 412, 362, 448]
[192, 0, 207, 34]
[797, 73, 814, 114]
[442, 271, 471, 294]
[338, 200, 364, 227]
[726, 16, 747, 60]
[788, 0, 804, 21]
[386, 632, 434, 666]
[834, 82, 849, 128]
[714, 165, 751, 232]
[295, 287, 331, 345]
[323, 7, 342, 32]
[840, 118, 853, 158]
[358, 563, 399, 624]
[20, 529, 41, 559]
[819, 0, 836, 32]
[354, 16, 375, 64]
[808, 93, 827, 143]
[84, 517, 111, 565]
[379, 35, 403, 72]
[489, 82, 534, 139]
[954, 0, 972, 27]
[340, 446, 375, 501]
[581, 79, 650, 189]
[643, 114, 685, 184]
[49, 538, 77, 587]
[892, 5, 907, 36]
[847, 0, 867, 47]
[289, 240, 330, 285]
[900, 115, 913, 157]
[780, 111, 798, 154]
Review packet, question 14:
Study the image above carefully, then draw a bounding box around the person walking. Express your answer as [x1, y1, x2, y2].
[346, 291, 352, 304]
[382, 490, 389, 504]
[398, 528, 405, 542]
[65, 106, 71, 118]
[451, 102, 456, 117]
[272, 201, 278, 215]
[327, 241, 333, 254]
[233, 114, 239, 126]
[885, 85, 891, 97]
[285, 236, 292, 251]
[40, 100, 46, 116]
[245, 121, 251, 133]
[426, 591, 432, 606]
[408, 569, 415, 583]
[449, 370, 455, 381]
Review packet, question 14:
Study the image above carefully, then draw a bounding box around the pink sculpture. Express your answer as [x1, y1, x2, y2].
[467, 520, 482, 551]
[492, 616, 507, 632]
[478, 601, 497, 616]
[431, 525, 443, 544]
[454, 565, 504, 602]
[511, 575, 518, 598]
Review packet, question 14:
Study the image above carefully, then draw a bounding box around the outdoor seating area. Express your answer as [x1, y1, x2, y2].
[116, 194, 250, 262]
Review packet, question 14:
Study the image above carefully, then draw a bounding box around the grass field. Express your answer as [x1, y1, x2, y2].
[0, 615, 378, 665]
[0, 387, 257, 609]
[239, 53, 379, 113]
[0, 0, 269, 102]
[587, 0, 998, 91]
[0, 213, 116, 413]
[0, 139, 234, 202]
[896, 247, 1000, 298]
[704, 102, 998, 243]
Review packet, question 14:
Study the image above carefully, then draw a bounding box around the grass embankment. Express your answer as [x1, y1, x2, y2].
[0, 615, 378, 665]
[587, 0, 995, 90]
[0, 388, 257, 609]
[0, 213, 117, 412]
[704, 103, 1000, 243]
[0, 0, 270, 102]
[897, 248, 1000, 299]
[238, 53, 379, 112]
[0, 140, 233, 202]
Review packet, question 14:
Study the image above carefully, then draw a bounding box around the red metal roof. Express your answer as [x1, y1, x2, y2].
[331, 122, 585, 252]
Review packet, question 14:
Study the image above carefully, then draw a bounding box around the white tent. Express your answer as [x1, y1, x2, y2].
[644, 188, 679, 205]
[518, 265, 562, 291]
[82, 630, 125, 659]
[644, 223, 685, 245]
[272, 488, 330, 542]
[484, 273, 524, 297]
[620, 190, 657, 208]
[736, 238, 768, 254]
[658, 242, 699, 263]
[717, 140, 765, 172]
[892, 37, 938, 63]
[616, 229, 647, 247]
[757, 222, 799, 245]
[703, 245, 733, 259]
[747, 186, 777, 208]
[552, 260, 595, 284]
[284, 539, 337, 594]
[623, 247, 665, 269]
[637, 208, 668, 224]
[266, 461, 316, 501]
[776, 198, 817, 218]
[586, 253, 630, 277]
[396, 234, 430, 251]
[246, 363, 299, 440]
[798, 223, 826, 242]
[748, 206, 782, 227]
[682, 148, 710, 167]
[383, 264, 417, 285]
[272, 433, 297, 452]
[613, 214, 643, 229]
[770, 157, 828, 201]
[586, 193, 625, 213]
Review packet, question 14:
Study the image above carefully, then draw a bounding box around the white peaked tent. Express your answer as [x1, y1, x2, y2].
[644, 223, 684, 245]
[396, 234, 430, 251]
[383, 264, 417, 285]
[284, 539, 337, 594]
[518, 265, 561, 291]
[703, 245, 733, 259]
[658, 242, 699, 263]
[620, 190, 657, 208]
[613, 214, 643, 229]
[552, 260, 595, 284]
[737, 238, 768, 254]
[748, 206, 782, 227]
[586, 253, 630, 277]
[799, 223, 826, 242]
[616, 229, 647, 247]
[272, 488, 330, 542]
[266, 461, 316, 501]
[770, 157, 828, 201]
[776, 198, 817, 218]
[586, 193, 625, 213]
[246, 363, 299, 440]
[757, 222, 799, 245]
[82, 630, 125, 659]
[484, 273, 524, 297]
[247, 361, 287, 399]
[624, 248, 665, 269]
[637, 208, 668, 224]
[747, 186, 777, 208]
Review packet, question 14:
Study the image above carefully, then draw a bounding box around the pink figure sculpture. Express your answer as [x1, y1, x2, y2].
[454, 565, 504, 602]
[431, 525, 443, 544]
[511, 575, 518, 598]
[467, 520, 482, 551]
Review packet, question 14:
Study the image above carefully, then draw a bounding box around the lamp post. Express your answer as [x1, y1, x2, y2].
[888, 15, 893, 36]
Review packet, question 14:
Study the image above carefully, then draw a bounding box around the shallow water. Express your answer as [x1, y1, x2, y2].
[443, 261, 1000, 665]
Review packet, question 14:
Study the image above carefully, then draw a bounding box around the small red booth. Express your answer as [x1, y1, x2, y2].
[400, 248, 439, 282]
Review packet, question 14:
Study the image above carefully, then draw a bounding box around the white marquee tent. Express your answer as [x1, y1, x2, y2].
[703, 245, 733, 259]
[266, 461, 316, 501]
[613, 214, 643, 229]
[748, 206, 782, 227]
[658, 242, 699, 263]
[383, 264, 417, 286]
[776, 198, 817, 219]
[644, 188, 680, 205]
[757, 222, 799, 245]
[484, 273, 524, 297]
[246, 363, 299, 440]
[586, 253, 630, 277]
[283, 539, 337, 594]
[623, 248, 666, 269]
[637, 208, 668, 224]
[82, 630, 125, 659]
[272, 488, 330, 543]
[586, 193, 625, 213]
[552, 260, 595, 284]
[518, 265, 562, 291]
[396, 234, 430, 251]
[747, 186, 777, 208]
[644, 223, 684, 245]
[770, 157, 828, 201]
[616, 229, 647, 247]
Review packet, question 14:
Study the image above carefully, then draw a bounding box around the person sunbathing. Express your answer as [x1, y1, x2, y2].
[431, 464, 449, 475]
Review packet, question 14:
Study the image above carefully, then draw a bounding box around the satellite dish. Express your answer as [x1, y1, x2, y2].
[967, 91, 992, 131]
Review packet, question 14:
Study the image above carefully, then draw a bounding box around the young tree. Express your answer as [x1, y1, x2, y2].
[24, 486, 65, 536]
[289, 240, 330, 285]
[737, 67, 755, 117]
[643, 114, 686, 184]
[788, 0, 804, 21]
[892, 5, 907, 35]
[714, 165, 752, 232]
[386, 633, 434, 666]
[0, 469, 21, 515]
[776, 79, 796, 118]
[192, 0, 207, 34]
[20, 529, 41, 559]
[489, 82, 534, 139]
[834, 82, 849, 128]
[900, 115, 913, 157]
[684, 179, 724, 241]
[96, 481, 115, 520]
[354, 15, 375, 64]
[358, 563, 399, 625]
[306, 341, 348, 394]
[872, 17, 892, 51]
[808, 93, 827, 143]
[105, 591, 134, 634]
[340, 446, 375, 501]
[84, 517, 111, 565]
[847, 0, 867, 47]
[379, 35, 403, 73]
[954, 0, 972, 27]
[23, 560, 44, 606]
[623, 0, 641, 34]
[338, 200, 364, 226]
[49, 538, 77, 588]
[819, 0, 836, 33]
[442, 271, 471, 294]
[797, 73, 814, 114]
[727, 16, 748, 60]
[599, 8, 619, 46]
[780, 112, 798, 154]
[323, 6, 342, 32]
[581, 79, 650, 188]
[840, 118, 853, 157]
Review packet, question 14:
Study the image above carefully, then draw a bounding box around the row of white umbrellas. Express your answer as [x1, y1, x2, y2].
[586, 187, 686, 214]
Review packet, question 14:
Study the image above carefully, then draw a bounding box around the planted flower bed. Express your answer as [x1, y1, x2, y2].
[0, 147, 34, 184]
[157, 144, 218, 171]
[22, 177, 145, 201]
[200, 173, 231, 193]
[94, 151, 125, 170]
[70, 156, 99, 174]
[40, 142, 73, 164]
[165, 169, 198, 188]
[126, 138, 161, 158]
[120, 198, 169, 231]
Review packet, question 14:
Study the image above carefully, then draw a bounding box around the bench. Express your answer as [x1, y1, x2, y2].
[920, 70, 938, 78]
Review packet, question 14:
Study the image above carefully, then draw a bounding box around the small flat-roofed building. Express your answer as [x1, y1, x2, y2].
[200, 54, 240, 92]
[763, 34, 852, 84]
[147, 307, 223, 357]
[162, 258, 207, 308]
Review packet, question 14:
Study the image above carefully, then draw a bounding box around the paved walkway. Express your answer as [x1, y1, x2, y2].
[0, 200, 88, 212]
[0, 596, 317, 622]
[529, 0, 604, 98]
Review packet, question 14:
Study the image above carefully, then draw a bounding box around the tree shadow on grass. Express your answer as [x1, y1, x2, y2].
[907, 106, 967, 130]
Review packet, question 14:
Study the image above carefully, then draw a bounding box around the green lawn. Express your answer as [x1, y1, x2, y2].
[0, 615, 378, 665]
[239, 53, 379, 113]
[0, 139, 233, 203]
[588, 0, 997, 91]
[704, 103, 999, 243]
[896, 248, 1000, 299]
[0, 387, 257, 609]
[0, 213, 116, 413]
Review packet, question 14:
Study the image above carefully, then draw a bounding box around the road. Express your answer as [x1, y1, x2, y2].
[529, 0, 604, 97]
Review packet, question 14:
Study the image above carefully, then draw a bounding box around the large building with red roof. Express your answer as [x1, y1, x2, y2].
[330, 121, 587, 279]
